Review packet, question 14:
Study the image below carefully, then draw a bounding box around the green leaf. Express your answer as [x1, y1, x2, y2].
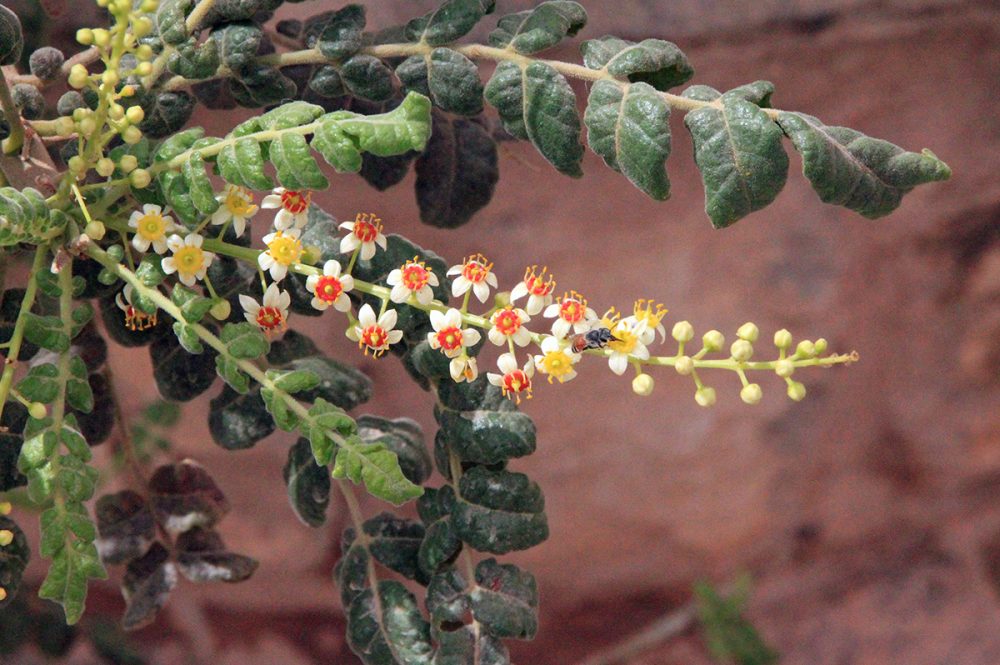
[208, 385, 275, 450]
[0, 406, 27, 492]
[357, 415, 432, 486]
[66, 359, 94, 414]
[359, 513, 426, 583]
[484, 61, 584, 176]
[268, 368, 321, 394]
[138, 91, 196, 140]
[308, 65, 346, 98]
[333, 439, 423, 506]
[229, 64, 297, 108]
[157, 171, 199, 226]
[121, 542, 177, 631]
[415, 112, 499, 229]
[312, 115, 363, 173]
[270, 132, 330, 190]
[433, 626, 510, 665]
[312, 4, 366, 60]
[260, 387, 299, 432]
[38, 528, 106, 624]
[406, 0, 496, 46]
[17, 363, 60, 404]
[171, 285, 214, 324]
[427, 48, 484, 116]
[283, 438, 331, 527]
[174, 527, 258, 583]
[136, 253, 168, 287]
[181, 152, 220, 215]
[695, 578, 779, 665]
[258, 100, 325, 130]
[168, 37, 221, 79]
[417, 487, 461, 578]
[23, 314, 70, 352]
[150, 328, 218, 402]
[339, 55, 394, 102]
[345, 581, 433, 664]
[306, 398, 356, 465]
[0, 5, 23, 65]
[585, 80, 672, 199]
[156, 0, 191, 46]
[331, 91, 433, 157]
[683, 90, 789, 228]
[581, 37, 693, 90]
[453, 467, 548, 554]
[154, 127, 204, 164]
[217, 136, 274, 190]
[266, 329, 320, 365]
[470, 559, 538, 639]
[777, 112, 951, 218]
[215, 355, 249, 393]
[210, 22, 262, 71]
[95, 490, 156, 565]
[438, 409, 535, 465]
[148, 460, 229, 535]
[220, 322, 269, 359]
[488, 1, 587, 54]
[0, 516, 29, 609]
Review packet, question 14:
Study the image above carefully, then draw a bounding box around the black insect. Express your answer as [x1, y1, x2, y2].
[570, 327, 620, 353]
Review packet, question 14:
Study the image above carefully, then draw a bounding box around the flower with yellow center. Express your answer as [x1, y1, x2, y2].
[259, 229, 304, 281]
[447, 253, 498, 303]
[488, 352, 535, 403]
[161, 233, 215, 286]
[261, 187, 311, 231]
[601, 308, 650, 375]
[346, 304, 403, 357]
[533, 335, 580, 384]
[543, 290, 598, 339]
[305, 259, 354, 312]
[631, 299, 668, 344]
[127, 204, 174, 254]
[387, 257, 439, 305]
[340, 212, 387, 260]
[239, 283, 291, 337]
[211, 184, 259, 237]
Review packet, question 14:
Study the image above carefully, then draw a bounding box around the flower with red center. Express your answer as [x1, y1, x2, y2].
[543, 290, 599, 339]
[339, 212, 387, 260]
[305, 259, 354, 312]
[239, 283, 291, 337]
[488, 306, 532, 347]
[261, 187, 312, 231]
[387, 257, 439, 305]
[509, 265, 556, 315]
[487, 353, 534, 404]
[428, 308, 481, 359]
[115, 284, 158, 331]
[346, 304, 402, 357]
[447, 253, 498, 303]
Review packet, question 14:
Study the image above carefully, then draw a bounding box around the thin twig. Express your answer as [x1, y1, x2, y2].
[576, 601, 698, 665]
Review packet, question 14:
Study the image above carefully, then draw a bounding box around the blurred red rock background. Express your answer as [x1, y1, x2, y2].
[3, 0, 999, 663]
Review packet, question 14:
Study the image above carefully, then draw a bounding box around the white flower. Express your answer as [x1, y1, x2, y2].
[161, 233, 215, 287]
[387, 258, 439, 305]
[346, 303, 402, 357]
[487, 352, 534, 403]
[509, 265, 555, 315]
[305, 260, 354, 312]
[258, 229, 303, 281]
[261, 187, 311, 231]
[339, 213, 387, 261]
[488, 306, 532, 347]
[447, 253, 498, 303]
[427, 308, 482, 358]
[543, 290, 598, 339]
[448, 354, 478, 383]
[127, 204, 174, 254]
[533, 335, 580, 384]
[238, 283, 290, 337]
[210, 184, 258, 237]
[603, 315, 650, 376]
[632, 299, 668, 345]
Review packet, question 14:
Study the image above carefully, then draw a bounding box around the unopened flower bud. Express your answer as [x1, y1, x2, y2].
[814, 338, 828, 355]
[119, 154, 138, 172]
[134, 61, 153, 77]
[76, 28, 95, 45]
[0, 501, 10, 516]
[300, 245, 321, 265]
[774, 358, 795, 378]
[96, 158, 115, 177]
[67, 155, 87, 173]
[28, 402, 47, 419]
[493, 291, 511, 309]
[135, 44, 154, 61]
[740, 383, 763, 405]
[632, 373, 654, 396]
[92, 29, 110, 47]
[702, 329, 724, 352]
[123, 126, 143, 144]
[674, 355, 694, 376]
[787, 381, 806, 402]
[29, 47, 65, 81]
[731, 339, 753, 362]
[129, 168, 151, 188]
[68, 63, 89, 89]
[101, 69, 119, 87]
[795, 340, 816, 359]
[0, 530, 11, 546]
[125, 105, 145, 124]
[736, 322, 759, 342]
[78, 116, 96, 136]
[56, 116, 75, 136]
[133, 17, 154, 38]
[108, 103, 124, 120]
[695, 386, 717, 407]
[71, 107, 88, 122]
[671, 320, 694, 343]
[85, 220, 106, 240]
[210, 300, 231, 320]
[141, 0, 159, 12]
[119, 84, 135, 97]
[773, 328, 793, 350]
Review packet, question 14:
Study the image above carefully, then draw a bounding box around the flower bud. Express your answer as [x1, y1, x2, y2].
[108, 103, 124, 120]
[68, 63, 89, 89]
[774, 358, 795, 378]
[787, 381, 806, 402]
[814, 338, 828, 355]
[85, 220, 106, 240]
[133, 17, 154, 38]
[134, 61, 153, 77]
[210, 300, 231, 320]
[632, 373, 654, 396]
[123, 126, 143, 144]
[0, 588, 7, 601]
[67, 155, 87, 173]
[0, 501, 10, 516]
[730, 339, 753, 362]
[56, 117, 75, 135]
[76, 28, 95, 45]
[78, 116, 97, 136]
[740, 383, 763, 405]
[28, 401, 47, 419]
[671, 320, 694, 343]
[702, 329, 725, 352]
[674, 355, 694, 376]
[773, 328, 793, 349]
[126, 105, 145, 124]
[129, 168, 151, 188]
[795, 340, 816, 359]
[0, 530, 12, 546]
[493, 291, 511, 309]
[92, 29, 110, 47]
[695, 386, 717, 407]
[136, 44, 154, 61]
[72, 107, 88, 122]
[736, 322, 759, 342]
[119, 154, 138, 173]
[11, 84, 45, 120]
[101, 69, 119, 87]
[96, 158, 115, 177]
[29, 47, 65, 81]
[119, 84, 136, 97]
[141, 0, 160, 12]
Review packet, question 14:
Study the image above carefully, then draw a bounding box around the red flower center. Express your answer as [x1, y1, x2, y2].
[493, 309, 522, 336]
[361, 325, 387, 348]
[527, 275, 554, 296]
[314, 275, 343, 302]
[401, 263, 429, 290]
[503, 370, 531, 395]
[559, 300, 583, 322]
[462, 261, 489, 283]
[354, 220, 378, 242]
[436, 326, 464, 351]
[280, 189, 310, 214]
[256, 307, 285, 330]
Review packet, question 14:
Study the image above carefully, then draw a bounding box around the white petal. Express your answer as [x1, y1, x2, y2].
[167, 234, 184, 252]
[427, 272, 440, 286]
[357, 304, 376, 327]
[269, 263, 288, 281]
[510, 282, 527, 300]
[310, 296, 329, 311]
[132, 234, 150, 253]
[386, 269, 402, 286]
[552, 319, 570, 339]
[430, 309, 446, 330]
[542, 303, 560, 318]
[273, 209, 292, 230]
[262, 283, 280, 306]
[375, 233, 387, 249]
[339, 275, 354, 292]
[152, 237, 168, 255]
[142, 204, 161, 215]
[239, 294, 260, 314]
[179, 272, 196, 286]
[449, 358, 465, 382]
[378, 308, 398, 330]
[232, 216, 247, 237]
[334, 294, 351, 312]
[488, 328, 505, 346]
[497, 353, 517, 373]
[451, 277, 469, 298]
[472, 281, 490, 303]
[415, 286, 433, 305]
[387, 330, 403, 344]
[486, 272, 498, 288]
[261, 194, 281, 209]
[323, 260, 342, 276]
[443, 308, 462, 328]
[447, 265, 462, 276]
[389, 283, 410, 303]
[512, 328, 532, 347]
[609, 353, 628, 376]
[128, 211, 142, 227]
[185, 233, 203, 248]
[526, 295, 546, 316]
[277, 290, 291, 310]
[161, 257, 177, 274]
[463, 328, 481, 347]
[487, 373, 502, 386]
[541, 336, 561, 353]
[633, 344, 650, 360]
[306, 275, 318, 291]
[258, 253, 273, 270]
[360, 242, 376, 261]
[560, 368, 577, 383]
[339, 221, 355, 231]
[340, 236, 358, 254]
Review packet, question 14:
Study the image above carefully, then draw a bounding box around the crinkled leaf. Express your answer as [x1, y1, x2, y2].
[309, 4, 365, 60]
[229, 64, 297, 108]
[333, 439, 423, 506]
[148, 459, 229, 535]
[136, 252, 168, 287]
[156, 0, 191, 45]
[266, 329, 320, 365]
[0, 516, 29, 609]
[419, 518, 461, 579]
[339, 54, 394, 102]
[488, 1, 587, 54]
[357, 415, 432, 486]
[39, 537, 106, 625]
[66, 357, 94, 413]
[470, 559, 538, 639]
[258, 100, 324, 130]
[138, 92, 196, 140]
[425, 48, 483, 116]
[335, 537, 370, 609]
[220, 322, 269, 359]
[208, 385, 275, 449]
[73, 372, 114, 445]
[683, 90, 788, 228]
[17, 363, 60, 404]
[23, 314, 70, 352]
[157, 170, 200, 226]
[306, 398, 357, 465]
[171, 284, 214, 324]
[181, 152, 220, 215]
[168, 37, 220, 80]
[777, 111, 952, 218]
[267, 367, 321, 394]
[433, 626, 510, 665]
[333, 91, 433, 156]
[426, 568, 468, 624]
[453, 467, 548, 554]
[360, 514, 426, 583]
[406, 0, 496, 46]
[210, 22, 262, 72]
[150, 328, 218, 401]
[0, 5, 24, 65]
[215, 354, 249, 394]
[346, 581, 433, 665]
[283, 437, 330, 527]
[312, 112, 364, 172]
[174, 527, 258, 583]
[260, 387, 299, 432]
[437, 409, 535, 465]
[95, 490, 156, 565]
[416, 113, 498, 228]
[581, 37, 693, 90]
[121, 542, 177, 631]
[308, 64, 346, 98]
[270, 132, 329, 190]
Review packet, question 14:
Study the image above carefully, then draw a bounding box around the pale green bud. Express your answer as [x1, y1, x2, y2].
[68, 63, 89, 89]
[0, 529, 13, 546]
[731, 339, 753, 362]
[92, 29, 110, 47]
[740, 383, 763, 405]
[210, 300, 231, 320]
[125, 105, 145, 124]
[85, 220, 106, 240]
[67, 155, 87, 173]
[773, 328, 793, 349]
[96, 158, 115, 177]
[814, 338, 828, 355]
[695, 386, 717, 407]
[674, 355, 694, 376]
[787, 381, 806, 402]
[119, 154, 138, 173]
[671, 320, 694, 343]
[76, 28, 95, 45]
[123, 126, 143, 144]
[702, 329, 725, 352]
[795, 340, 816, 358]
[28, 402, 48, 419]
[774, 358, 795, 378]
[129, 168, 151, 188]
[632, 374, 654, 396]
[736, 322, 759, 342]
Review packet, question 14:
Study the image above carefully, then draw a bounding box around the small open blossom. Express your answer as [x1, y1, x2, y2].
[387, 257, 439, 305]
[447, 253, 497, 303]
[601, 308, 650, 375]
[533, 335, 580, 384]
[544, 290, 598, 339]
[261, 187, 311, 231]
[488, 306, 532, 347]
[115, 284, 157, 330]
[428, 308, 482, 358]
[211, 184, 258, 237]
[259, 229, 303, 281]
[239, 283, 290, 337]
[449, 354, 478, 383]
[128, 204, 174, 254]
[509, 265, 556, 315]
[488, 352, 534, 403]
[346, 303, 402, 357]
[631, 299, 668, 344]
[162, 233, 215, 286]
[340, 212, 387, 260]
[305, 260, 353, 312]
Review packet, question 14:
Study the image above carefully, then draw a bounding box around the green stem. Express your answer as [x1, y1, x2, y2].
[0, 72, 25, 155]
[0, 246, 48, 424]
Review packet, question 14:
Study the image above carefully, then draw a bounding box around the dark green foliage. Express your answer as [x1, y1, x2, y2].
[210, 22, 262, 72]
[436, 408, 536, 465]
[147, 459, 229, 535]
[0, 404, 27, 491]
[174, 527, 258, 583]
[150, 326, 218, 401]
[398, 49, 483, 116]
[138, 92, 196, 139]
[356, 513, 426, 583]
[581, 36, 693, 90]
[209, 385, 275, 449]
[357, 415, 432, 486]
[95, 490, 156, 565]
[488, 1, 587, 54]
[284, 437, 331, 527]
[168, 38, 220, 79]
[230, 64, 297, 107]
[452, 466, 548, 554]
[156, 0, 192, 45]
[99, 291, 170, 348]
[0, 5, 24, 65]
[406, 0, 496, 46]
[306, 5, 366, 60]
[345, 581, 433, 664]
[121, 542, 176, 631]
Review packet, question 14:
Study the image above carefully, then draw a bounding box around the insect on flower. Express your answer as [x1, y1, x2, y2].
[569, 327, 620, 354]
